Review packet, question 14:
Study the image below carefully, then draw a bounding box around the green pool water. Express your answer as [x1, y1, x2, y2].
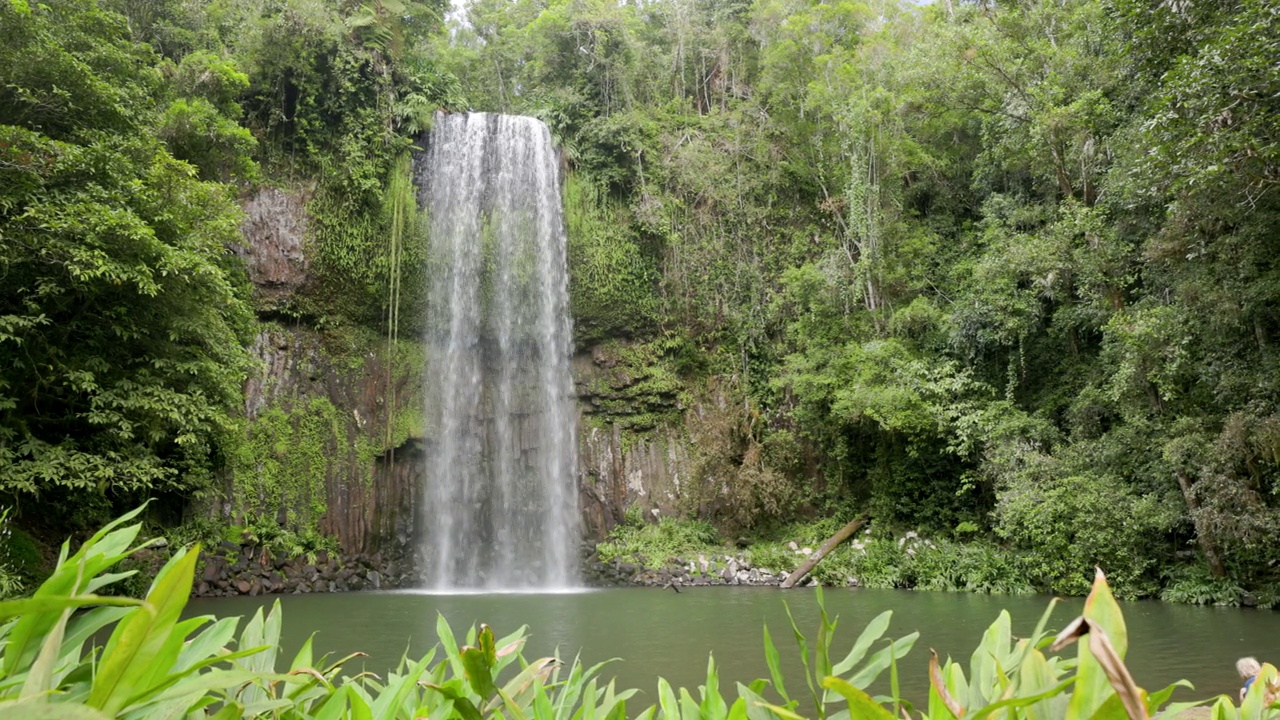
[187, 586, 1278, 706]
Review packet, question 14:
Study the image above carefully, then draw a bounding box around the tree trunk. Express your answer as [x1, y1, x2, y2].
[780, 515, 869, 589]
[1175, 470, 1226, 577]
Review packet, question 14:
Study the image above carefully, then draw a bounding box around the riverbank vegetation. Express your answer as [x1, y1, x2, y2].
[5, 511, 1280, 719]
[448, 0, 1280, 602]
[1, 0, 1278, 604]
[0, 0, 453, 585]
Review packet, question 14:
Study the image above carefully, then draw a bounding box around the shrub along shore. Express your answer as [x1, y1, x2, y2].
[589, 514, 1276, 608]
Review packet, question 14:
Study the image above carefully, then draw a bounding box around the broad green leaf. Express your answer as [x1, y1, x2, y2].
[349, 685, 376, 720]
[311, 686, 354, 720]
[968, 611, 1012, 708]
[479, 624, 498, 665]
[820, 678, 895, 720]
[60, 606, 135, 665]
[762, 623, 789, 704]
[846, 633, 918, 689]
[207, 702, 241, 717]
[701, 655, 728, 720]
[578, 678, 600, 720]
[1065, 569, 1126, 720]
[737, 682, 779, 720]
[658, 677, 680, 720]
[371, 653, 432, 720]
[1144, 679, 1192, 713]
[533, 676, 555, 720]
[755, 701, 809, 720]
[1019, 648, 1061, 720]
[234, 601, 283, 707]
[121, 643, 270, 714]
[88, 545, 199, 714]
[461, 645, 498, 698]
[1209, 696, 1239, 720]
[816, 587, 833, 679]
[0, 702, 113, 720]
[1084, 626, 1147, 720]
[1084, 693, 1131, 720]
[928, 651, 964, 720]
[831, 611, 890, 676]
[0, 595, 143, 624]
[20, 607, 72, 700]
[121, 615, 209, 707]
[969, 678, 1076, 720]
[1159, 700, 1213, 720]
[175, 616, 236, 673]
[927, 658, 957, 720]
[603, 697, 628, 720]
[782, 602, 819, 718]
[290, 634, 316, 672]
[498, 687, 532, 720]
[678, 687, 700, 720]
[438, 613, 467, 679]
[84, 571, 139, 596]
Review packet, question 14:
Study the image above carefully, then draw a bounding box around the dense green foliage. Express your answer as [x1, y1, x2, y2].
[4, 511, 1279, 718]
[0, 0, 453, 545]
[1, 0, 1277, 603]
[444, 0, 1280, 598]
[0, 0, 254, 512]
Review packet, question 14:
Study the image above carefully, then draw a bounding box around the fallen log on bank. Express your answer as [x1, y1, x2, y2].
[779, 515, 869, 589]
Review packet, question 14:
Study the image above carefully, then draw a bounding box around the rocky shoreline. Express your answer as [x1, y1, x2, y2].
[584, 551, 813, 588]
[180, 544, 812, 598]
[191, 542, 411, 598]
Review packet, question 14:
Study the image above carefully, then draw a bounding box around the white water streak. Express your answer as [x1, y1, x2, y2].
[418, 113, 579, 590]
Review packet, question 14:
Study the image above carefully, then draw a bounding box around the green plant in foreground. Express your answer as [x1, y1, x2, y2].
[0, 508, 23, 600]
[1, 509, 1278, 719]
[0, 507, 633, 719]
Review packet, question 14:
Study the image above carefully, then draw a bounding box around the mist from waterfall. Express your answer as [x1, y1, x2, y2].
[417, 112, 579, 591]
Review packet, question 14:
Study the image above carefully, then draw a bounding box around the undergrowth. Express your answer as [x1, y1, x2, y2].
[596, 511, 722, 564]
[597, 511, 1034, 593]
[0, 508, 23, 599]
[600, 510, 1280, 602]
[1160, 565, 1279, 608]
[748, 533, 1034, 594]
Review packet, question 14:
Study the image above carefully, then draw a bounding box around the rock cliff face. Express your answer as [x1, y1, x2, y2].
[239, 326, 421, 557]
[228, 186, 702, 581]
[221, 187, 422, 568]
[572, 345, 694, 540]
[233, 187, 311, 312]
[576, 412, 691, 540]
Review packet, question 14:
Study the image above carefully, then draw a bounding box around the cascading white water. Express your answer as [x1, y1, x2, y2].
[417, 112, 579, 590]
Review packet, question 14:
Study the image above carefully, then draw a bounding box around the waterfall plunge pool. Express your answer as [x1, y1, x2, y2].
[186, 586, 1276, 705]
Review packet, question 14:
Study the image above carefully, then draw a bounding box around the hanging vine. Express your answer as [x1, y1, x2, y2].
[382, 151, 418, 456]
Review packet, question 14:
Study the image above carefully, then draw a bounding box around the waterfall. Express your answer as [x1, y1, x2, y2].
[417, 113, 579, 590]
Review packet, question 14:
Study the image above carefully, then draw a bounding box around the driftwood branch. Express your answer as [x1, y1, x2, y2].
[780, 515, 869, 589]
